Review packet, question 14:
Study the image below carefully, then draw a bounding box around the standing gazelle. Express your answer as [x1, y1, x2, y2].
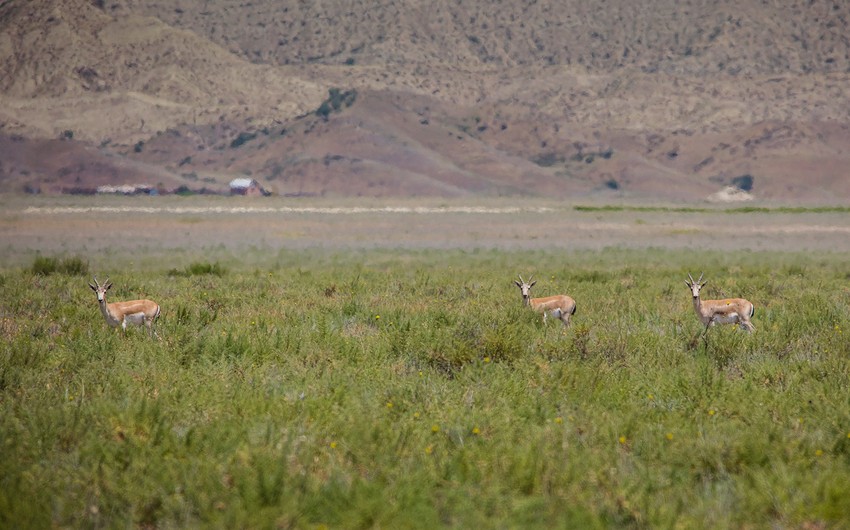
[89, 277, 161, 337]
[514, 274, 576, 328]
[685, 272, 754, 334]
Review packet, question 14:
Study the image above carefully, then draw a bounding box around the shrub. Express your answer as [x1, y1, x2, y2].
[315, 88, 358, 119]
[57, 256, 89, 276]
[731, 174, 754, 191]
[30, 256, 59, 275]
[30, 255, 89, 276]
[531, 152, 564, 167]
[168, 261, 227, 277]
[230, 132, 257, 149]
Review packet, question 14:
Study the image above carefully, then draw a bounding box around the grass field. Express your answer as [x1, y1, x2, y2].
[2, 197, 850, 528]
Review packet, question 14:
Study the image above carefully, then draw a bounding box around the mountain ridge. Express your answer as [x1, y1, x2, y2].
[1, 0, 848, 201]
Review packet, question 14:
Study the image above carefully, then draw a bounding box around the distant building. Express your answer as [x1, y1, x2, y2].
[229, 178, 268, 196]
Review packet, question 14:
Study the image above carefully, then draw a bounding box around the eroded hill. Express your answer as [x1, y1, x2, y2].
[1, 0, 848, 201]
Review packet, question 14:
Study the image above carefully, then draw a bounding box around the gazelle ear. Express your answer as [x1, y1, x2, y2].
[684, 280, 691, 288]
[89, 283, 97, 291]
[514, 280, 522, 287]
[529, 281, 537, 287]
[700, 281, 707, 288]
[105, 282, 113, 291]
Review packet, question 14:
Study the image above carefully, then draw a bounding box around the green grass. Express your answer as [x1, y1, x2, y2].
[574, 205, 850, 214]
[2, 248, 850, 528]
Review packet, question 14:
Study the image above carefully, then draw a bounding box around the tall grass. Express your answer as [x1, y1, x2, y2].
[1, 249, 849, 528]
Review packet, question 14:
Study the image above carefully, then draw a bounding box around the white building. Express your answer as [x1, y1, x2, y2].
[229, 178, 267, 196]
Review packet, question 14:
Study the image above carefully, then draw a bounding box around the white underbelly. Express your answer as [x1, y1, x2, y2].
[713, 313, 739, 325]
[124, 313, 147, 325]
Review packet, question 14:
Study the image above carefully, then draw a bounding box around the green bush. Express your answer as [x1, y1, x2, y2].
[230, 131, 257, 148]
[168, 261, 227, 277]
[316, 88, 358, 119]
[731, 174, 754, 191]
[30, 255, 89, 276]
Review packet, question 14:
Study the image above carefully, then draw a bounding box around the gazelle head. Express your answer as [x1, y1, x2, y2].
[684, 272, 707, 299]
[89, 277, 113, 302]
[514, 274, 537, 302]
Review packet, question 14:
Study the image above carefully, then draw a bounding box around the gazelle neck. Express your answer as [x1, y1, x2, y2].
[98, 297, 119, 325]
[692, 294, 707, 317]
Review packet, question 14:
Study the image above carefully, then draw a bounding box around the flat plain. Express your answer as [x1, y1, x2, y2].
[4, 196, 850, 267]
[1, 196, 849, 528]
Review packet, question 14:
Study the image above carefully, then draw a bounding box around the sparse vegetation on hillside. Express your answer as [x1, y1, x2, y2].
[127, 0, 850, 75]
[2, 0, 850, 200]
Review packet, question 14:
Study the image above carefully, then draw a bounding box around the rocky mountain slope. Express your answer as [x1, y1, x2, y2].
[1, 0, 848, 201]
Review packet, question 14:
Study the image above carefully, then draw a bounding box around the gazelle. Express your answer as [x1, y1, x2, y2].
[89, 277, 161, 337]
[685, 272, 754, 333]
[514, 274, 576, 328]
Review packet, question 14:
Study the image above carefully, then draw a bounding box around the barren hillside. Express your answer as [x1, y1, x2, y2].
[0, 0, 848, 201]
